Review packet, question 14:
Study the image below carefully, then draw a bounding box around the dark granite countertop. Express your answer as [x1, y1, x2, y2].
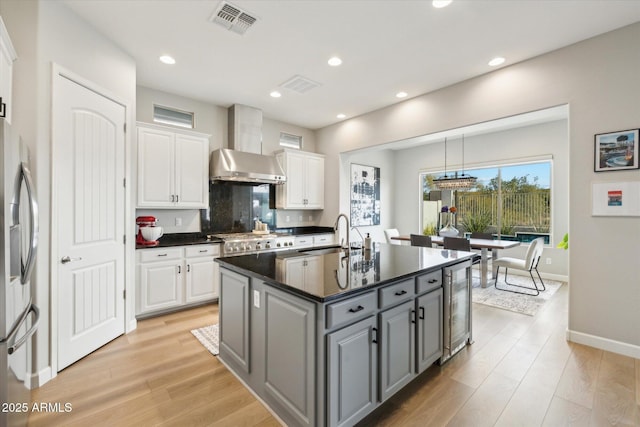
[135, 227, 336, 250]
[216, 243, 477, 302]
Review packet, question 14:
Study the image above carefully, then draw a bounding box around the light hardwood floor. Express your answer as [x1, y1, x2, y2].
[28, 284, 640, 426]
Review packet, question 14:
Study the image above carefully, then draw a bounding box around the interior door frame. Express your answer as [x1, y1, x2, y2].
[50, 64, 136, 376]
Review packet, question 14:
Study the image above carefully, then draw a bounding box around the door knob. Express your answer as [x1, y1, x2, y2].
[61, 256, 82, 264]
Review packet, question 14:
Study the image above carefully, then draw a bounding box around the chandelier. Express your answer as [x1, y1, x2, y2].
[433, 135, 477, 191]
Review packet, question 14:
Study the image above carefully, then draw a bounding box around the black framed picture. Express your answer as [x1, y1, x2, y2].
[350, 164, 380, 226]
[594, 129, 639, 172]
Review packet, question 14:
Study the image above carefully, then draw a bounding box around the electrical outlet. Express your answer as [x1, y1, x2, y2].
[546, 257, 552, 265]
[298, 215, 303, 221]
[309, 215, 313, 221]
[286, 216, 290, 222]
[175, 217, 182, 226]
[253, 290, 260, 308]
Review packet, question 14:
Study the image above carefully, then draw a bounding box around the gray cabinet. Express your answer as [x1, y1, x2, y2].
[219, 269, 250, 374]
[327, 316, 377, 427]
[416, 288, 443, 373]
[261, 285, 316, 427]
[379, 299, 416, 401]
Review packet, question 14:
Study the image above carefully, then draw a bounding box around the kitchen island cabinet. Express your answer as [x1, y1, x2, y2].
[216, 244, 474, 427]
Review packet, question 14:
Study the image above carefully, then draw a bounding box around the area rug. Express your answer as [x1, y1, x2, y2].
[471, 272, 564, 316]
[191, 324, 219, 356]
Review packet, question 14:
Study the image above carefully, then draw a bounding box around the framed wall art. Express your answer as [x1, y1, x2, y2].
[592, 181, 640, 216]
[350, 163, 380, 226]
[594, 129, 639, 172]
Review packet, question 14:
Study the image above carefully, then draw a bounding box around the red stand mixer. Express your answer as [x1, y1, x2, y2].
[136, 216, 163, 246]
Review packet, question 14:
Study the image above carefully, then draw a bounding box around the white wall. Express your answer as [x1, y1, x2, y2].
[317, 23, 640, 356]
[393, 119, 569, 277]
[2, 0, 137, 384]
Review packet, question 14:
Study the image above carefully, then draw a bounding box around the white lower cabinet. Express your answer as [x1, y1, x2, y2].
[137, 244, 220, 316]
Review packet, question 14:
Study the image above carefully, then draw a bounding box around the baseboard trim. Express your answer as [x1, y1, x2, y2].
[566, 329, 640, 359]
[27, 366, 53, 389]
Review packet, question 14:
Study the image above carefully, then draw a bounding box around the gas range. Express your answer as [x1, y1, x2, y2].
[211, 232, 297, 256]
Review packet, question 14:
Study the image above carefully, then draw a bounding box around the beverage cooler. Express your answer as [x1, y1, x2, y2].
[441, 259, 472, 364]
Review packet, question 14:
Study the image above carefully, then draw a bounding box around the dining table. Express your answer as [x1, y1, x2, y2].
[390, 235, 520, 287]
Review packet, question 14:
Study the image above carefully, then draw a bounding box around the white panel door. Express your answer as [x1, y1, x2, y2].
[305, 155, 324, 209]
[54, 75, 126, 371]
[285, 152, 306, 208]
[185, 257, 217, 303]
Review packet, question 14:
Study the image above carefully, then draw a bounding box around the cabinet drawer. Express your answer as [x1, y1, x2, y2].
[313, 234, 334, 247]
[379, 279, 415, 309]
[416, 270, 442, 294]
[295, 236, 314, 248]
[326, 291, 377, 330]
[138, 247, 183, 263]
[185, 244, 220, 258]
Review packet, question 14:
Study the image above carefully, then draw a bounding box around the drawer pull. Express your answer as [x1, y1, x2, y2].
[348, 305, 364, 313]
[428, 279, 438, 283]
[394, 290, 407, 296]
[157, 254, 168, 257]
[199, 249, 208, 253]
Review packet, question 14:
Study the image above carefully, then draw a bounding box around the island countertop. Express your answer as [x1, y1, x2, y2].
[216, 243, 477, 302]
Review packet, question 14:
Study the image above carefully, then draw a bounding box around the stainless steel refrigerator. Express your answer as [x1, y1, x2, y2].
[0, 120, 40, 427]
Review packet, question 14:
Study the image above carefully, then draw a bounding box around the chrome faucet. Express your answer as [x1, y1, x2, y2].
[334, 213, 349, 251]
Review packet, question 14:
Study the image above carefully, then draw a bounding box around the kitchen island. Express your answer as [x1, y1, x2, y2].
[215, 244, 475, 427]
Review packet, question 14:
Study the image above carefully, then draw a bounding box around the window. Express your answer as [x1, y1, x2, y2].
[279, 132, 302, 149]
[421, 161, 552, 243]
[153, 104, 194, 129]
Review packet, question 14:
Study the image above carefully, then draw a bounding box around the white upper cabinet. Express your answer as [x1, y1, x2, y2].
[0, 17, 17, 124]
[275, 149, 324, 210]
[137, 123, 210, 208]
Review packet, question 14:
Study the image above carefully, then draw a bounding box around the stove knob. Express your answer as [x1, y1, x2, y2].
[256, 243, 262, 250]
[265, 243, 271, 249]
[276, 242, 281, 247]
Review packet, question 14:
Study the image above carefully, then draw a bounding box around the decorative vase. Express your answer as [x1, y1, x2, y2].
[438, 212, 459, 237]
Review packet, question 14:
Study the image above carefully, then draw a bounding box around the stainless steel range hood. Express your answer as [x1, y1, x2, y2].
[210, 148, 286, 184]
[210, 104, 286, 185]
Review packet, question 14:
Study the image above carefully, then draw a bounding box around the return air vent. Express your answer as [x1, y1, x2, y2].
[210, 1, 258, 35]
[279, 75, 322, 94]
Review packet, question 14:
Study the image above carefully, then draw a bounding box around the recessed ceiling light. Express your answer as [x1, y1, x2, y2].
[159, 55, 176, 65]
[432, 0, 452, 8]
[328, 56, 342, 67]
[396, 91, 408, 98]
[270, 91, 282, 98]
[337, 114, 346, 119]
[488, 57, 505, 67]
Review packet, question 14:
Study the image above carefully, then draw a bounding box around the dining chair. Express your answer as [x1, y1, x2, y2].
[443, 236, 470, 251]
[470, 232, 493, 240]
[493, 237, 545, 295]
[384, 228, 400, 245]
[410, 234, 432, 247]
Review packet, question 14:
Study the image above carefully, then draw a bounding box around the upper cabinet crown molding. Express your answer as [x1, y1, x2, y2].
[275, 149, 324, 210]
[0, 16, 17, 124]
[136, 123, 210, 209]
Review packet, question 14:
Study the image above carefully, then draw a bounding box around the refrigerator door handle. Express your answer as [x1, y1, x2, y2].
[11, 161, 39, 285]
[6, 303, 40, 355]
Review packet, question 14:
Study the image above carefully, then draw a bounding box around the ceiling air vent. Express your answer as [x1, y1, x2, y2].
[279, 75, 322, 94]
[210, 1, 258, 35]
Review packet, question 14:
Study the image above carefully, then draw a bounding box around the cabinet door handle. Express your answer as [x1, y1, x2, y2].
[177, 265, 181, 274]
[187, 264, 191, 272]
[176, 195, 179, 203]
[372, 327, 378, 344]
[0, 99, 6, 118]
[419, 306, 425, 320]
[395, 290, 407, 296]
[411, 309, 416, 324]
[348, 305, 364, 313]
